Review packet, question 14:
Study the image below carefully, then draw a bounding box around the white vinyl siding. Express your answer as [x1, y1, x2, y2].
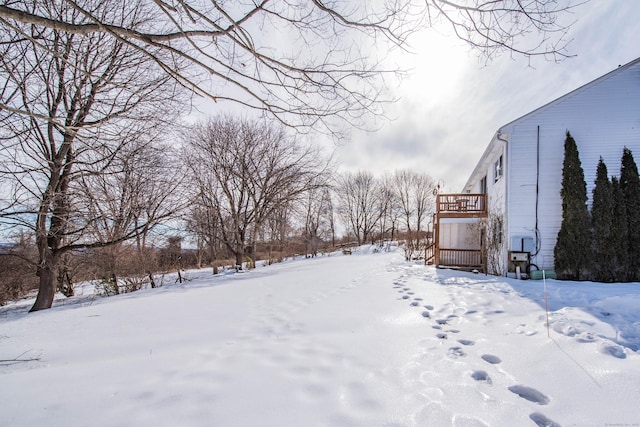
[463, 58, 640, 271]
[503, 59, 640, 270]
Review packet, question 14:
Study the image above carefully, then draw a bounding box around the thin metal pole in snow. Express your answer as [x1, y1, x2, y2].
[543, 270, 550, 337]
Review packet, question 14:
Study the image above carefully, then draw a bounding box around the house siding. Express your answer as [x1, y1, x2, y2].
[465, 58, 640, 273]
[505, 60, 640, 270]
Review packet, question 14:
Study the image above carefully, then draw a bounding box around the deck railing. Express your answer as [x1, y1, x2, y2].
[437, 248, 483, 268]
[424, 243, 435, 265]
[437, 194, 487, 215]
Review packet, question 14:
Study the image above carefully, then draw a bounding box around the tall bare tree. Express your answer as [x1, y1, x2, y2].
[300, 185, 334, 257]
[378, 173, 401, 245]
[1, 1, 578, 135]
[336, 171, 382, 245]
[184, 116, 329, 268]
[186, 202, 221, 270]
[76, 139, 184, 279]
[0, 2, 184, 311]
[392, 170, 436, 259]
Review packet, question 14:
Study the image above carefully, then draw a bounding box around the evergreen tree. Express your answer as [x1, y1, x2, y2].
[620, 147, 640, 281]
[554, 131, 591, 280]
[611, 176, 629, 281]
[591, 158, 615, 282]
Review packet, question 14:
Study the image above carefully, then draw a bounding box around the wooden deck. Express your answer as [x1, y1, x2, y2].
[425, 245, 483, 270]
[436, 194, 487, 217]
[426, 193, 488, 271]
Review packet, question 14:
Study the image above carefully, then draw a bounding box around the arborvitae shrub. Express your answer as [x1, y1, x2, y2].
[620, 147, 640, 281]
[554, 131, 591, 280]
[591, 158, 615, 282]
[610, 176, 629, 281]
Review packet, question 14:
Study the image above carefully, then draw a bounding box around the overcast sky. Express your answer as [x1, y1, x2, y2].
[331, 0, 640, 192]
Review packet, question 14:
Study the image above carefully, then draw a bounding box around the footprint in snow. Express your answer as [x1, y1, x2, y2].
[413, 297, 423, 301]
[471, 370, 492, 385]
[575, 332, 596, 343]
[448, 346, 466, 358]
[508, 385, 550, 405]
[401, 295, 410, 300]
[436, 319, 448, 325]
[421, 311, 431, 318]
[481, 354, 502, 364]
[432, 325, 442, 330]
[424, 305, 434, 310]
[446, 329, 460, 334]
[601, 344, 626, 359]
[458, 339, 475, 346]
[436, 333, 448, 339]
[529, 412, 561, 427]
[410, 301, 420, 307]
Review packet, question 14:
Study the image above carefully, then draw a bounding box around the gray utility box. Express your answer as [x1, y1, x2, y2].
[509, 251, 529, 262]
[511, 236, 535, 253]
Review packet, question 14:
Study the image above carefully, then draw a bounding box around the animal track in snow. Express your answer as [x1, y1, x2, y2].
[458, 339, 475, 346]
[471, 370, 492, 385]
[436, 333, 447, 339]
[410, 301, 420, 307]
[413, 297, 423, 301]
[401, 295, 410, 300]
[481, 354, 502, 364]
[423, 305, 434, 310]
[421, 311, 431, 318]
[432, 325, 442, 330]
[529, 412, 561, 427]
[508, 385, 550, 405]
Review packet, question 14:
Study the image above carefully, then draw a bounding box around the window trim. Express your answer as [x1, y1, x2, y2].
[494, 155, 503, 183]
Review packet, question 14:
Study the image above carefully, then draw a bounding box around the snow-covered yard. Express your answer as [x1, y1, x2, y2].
[1, 247, 639, 426]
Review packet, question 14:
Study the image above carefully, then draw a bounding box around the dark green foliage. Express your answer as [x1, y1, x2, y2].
[620, 147, 640, 281]
[610, 176, 629, 281]
[554, 131, 591, 280]
[591, 158, 615, 281]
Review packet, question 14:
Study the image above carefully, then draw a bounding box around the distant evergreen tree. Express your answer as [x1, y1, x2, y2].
[620, 147, 640, 281]
[554, 131, 591, 280]
[611, 176, 628, 281]
[591, 158, 615, 282]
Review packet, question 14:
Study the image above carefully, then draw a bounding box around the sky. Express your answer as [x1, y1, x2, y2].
[188, 1, 640, 193]
[331, 0, 640, 192]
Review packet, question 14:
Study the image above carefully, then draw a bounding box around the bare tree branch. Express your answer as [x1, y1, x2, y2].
[1, 0, 580, 135]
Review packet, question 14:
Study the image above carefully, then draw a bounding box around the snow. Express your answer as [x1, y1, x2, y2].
[1, 246, 640, 426]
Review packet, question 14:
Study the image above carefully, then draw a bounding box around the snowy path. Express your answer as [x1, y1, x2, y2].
[1, 249, 640, 426]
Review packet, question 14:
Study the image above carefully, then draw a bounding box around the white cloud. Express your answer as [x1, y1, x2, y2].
[336, 0, 640, 191]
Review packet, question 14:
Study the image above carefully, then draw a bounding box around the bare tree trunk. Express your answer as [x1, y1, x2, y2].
[147, 271, 156, 288]
[31, 250, 59, 312]
[235, 250, 244, 269]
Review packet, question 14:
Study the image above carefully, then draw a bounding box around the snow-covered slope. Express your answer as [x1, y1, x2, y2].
[1, 247, 639, 426]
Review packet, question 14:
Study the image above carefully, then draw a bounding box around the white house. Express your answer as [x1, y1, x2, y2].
[438, 57, 640, 275]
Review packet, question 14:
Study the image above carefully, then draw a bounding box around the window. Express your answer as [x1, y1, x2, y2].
[494, 155, 503, 183]
[480, 176, 487, 194]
